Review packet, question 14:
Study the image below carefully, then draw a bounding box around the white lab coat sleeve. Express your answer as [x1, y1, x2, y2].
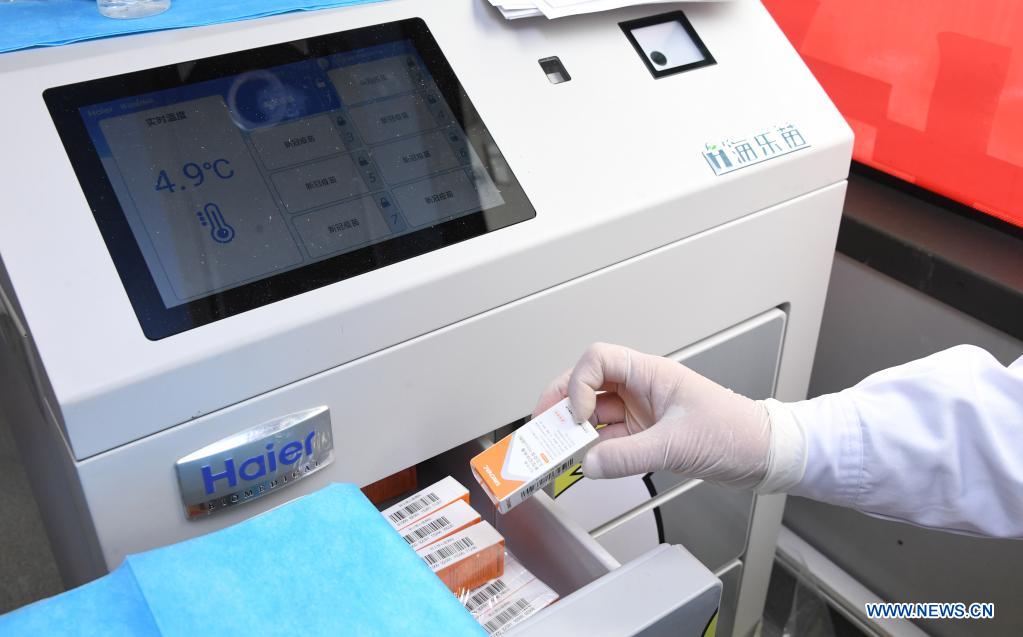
[785, 345, 1023, 538]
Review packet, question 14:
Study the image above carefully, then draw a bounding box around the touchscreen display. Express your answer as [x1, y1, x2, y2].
[45, 19, 534, 339]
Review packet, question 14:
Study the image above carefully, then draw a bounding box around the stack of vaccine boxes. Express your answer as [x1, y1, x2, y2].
[382, 476, 559, 635]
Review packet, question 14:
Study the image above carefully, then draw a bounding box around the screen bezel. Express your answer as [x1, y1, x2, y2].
[43, 18, 535, 340]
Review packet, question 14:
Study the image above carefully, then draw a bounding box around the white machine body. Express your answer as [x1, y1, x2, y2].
[0, 1, 851, 635]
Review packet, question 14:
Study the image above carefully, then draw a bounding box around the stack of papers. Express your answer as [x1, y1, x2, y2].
[488, 0, 704, 20]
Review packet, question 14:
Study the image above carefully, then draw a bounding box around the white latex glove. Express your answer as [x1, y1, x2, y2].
[533, 343, 805, 491]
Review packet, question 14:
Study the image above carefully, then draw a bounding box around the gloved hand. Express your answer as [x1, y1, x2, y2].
[533, 343, 804, 491]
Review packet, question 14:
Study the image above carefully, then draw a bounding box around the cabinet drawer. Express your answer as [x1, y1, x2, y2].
[423, 442, 721, 636]
[713, 560, 743, 637]
[647, 479, 753, 571]
[503, 493, 720, 637]
[549, 309, 784, 569]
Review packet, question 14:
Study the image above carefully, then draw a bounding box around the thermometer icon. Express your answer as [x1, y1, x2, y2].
[198, 202, 236, 244]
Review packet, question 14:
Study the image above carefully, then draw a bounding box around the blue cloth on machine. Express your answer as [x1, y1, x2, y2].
[0, 483, 486, 636]
[0, 0, 385, 54]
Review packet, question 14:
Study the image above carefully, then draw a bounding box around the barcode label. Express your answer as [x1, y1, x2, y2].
[402, 515, 452, 545]
[463, 553, 532, 616]
[483, 599, 534, 635]
[520, 459, 576, 498]
[422, 537, 475, 567]
[465, 578, 509, 614]
[387, 492, 440, 525]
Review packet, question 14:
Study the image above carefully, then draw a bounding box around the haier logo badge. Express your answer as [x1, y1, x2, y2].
[175, 407, 334, 520]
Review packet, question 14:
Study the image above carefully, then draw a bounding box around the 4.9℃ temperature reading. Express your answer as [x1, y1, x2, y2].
[154, 159, 234, 193]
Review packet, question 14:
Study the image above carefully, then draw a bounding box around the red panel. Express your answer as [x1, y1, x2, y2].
[763, 0, 1023, 228]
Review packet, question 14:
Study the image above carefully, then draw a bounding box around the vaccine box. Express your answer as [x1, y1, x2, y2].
[417, 520, 505, 595]
[382, 476, 470, 530]
[478, 577, 559, 635]
[462, 553, 536, 618]
[398, 499, 482, 551]
[471, 399, 599, 513]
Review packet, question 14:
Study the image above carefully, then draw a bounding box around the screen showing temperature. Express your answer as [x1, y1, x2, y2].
[78, 39, 504, 309]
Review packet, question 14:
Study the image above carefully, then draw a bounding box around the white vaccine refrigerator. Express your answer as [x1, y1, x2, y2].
[0, 1, 852, 634]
